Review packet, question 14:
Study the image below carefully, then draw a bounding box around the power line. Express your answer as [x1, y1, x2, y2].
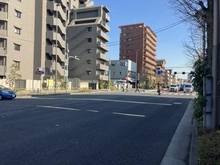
[106, 20, 186, 46]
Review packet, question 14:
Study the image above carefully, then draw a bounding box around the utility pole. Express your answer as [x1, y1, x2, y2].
[55, 3, 60, 94]
[135, 49, 139, 90]
[108, 58, 111, 91]
[212, 0, 220, 130]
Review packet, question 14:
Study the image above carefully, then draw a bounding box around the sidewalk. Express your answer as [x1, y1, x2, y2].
[160, 100, 198, 165]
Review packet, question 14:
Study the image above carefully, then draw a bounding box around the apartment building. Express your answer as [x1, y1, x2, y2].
[119, 23, 157, 87]
[67, 3, 110, 89]
[165, 69, 172, 86]
[0, 0, 80, 88]
[156, 59, 166, 86]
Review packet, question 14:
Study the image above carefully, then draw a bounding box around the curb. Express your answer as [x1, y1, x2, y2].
[160, 100, 194, 165]
[189, 119, 198, 165]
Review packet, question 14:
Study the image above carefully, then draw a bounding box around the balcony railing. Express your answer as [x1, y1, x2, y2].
[97, 63, 109, 71]
[97, 42, 109, 52]
[97, 30, 109, 42]
[0, 12, 7, 20]
[97, 52, 109, 61]
[97, 75, 108, 81]
[0, 29, 7, 37]
[0, 65, 6, 75]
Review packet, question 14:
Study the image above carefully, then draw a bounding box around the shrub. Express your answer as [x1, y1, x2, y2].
[193, 95, 206, 127]
[79, 88, 91, 93]
[198, 128, 220, 165]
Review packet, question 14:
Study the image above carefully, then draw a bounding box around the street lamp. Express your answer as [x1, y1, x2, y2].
[135, 49, 139, 89]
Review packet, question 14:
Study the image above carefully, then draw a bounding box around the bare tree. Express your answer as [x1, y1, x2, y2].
[183, 26, 203, 66]
[168, 0, 213, 70]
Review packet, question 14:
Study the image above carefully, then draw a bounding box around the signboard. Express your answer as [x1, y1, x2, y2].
[157, 70, 162, 75]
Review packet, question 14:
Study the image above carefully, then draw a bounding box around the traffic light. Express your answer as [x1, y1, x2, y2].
[174, 72, 177, 74]
[182, 72, 185, 74]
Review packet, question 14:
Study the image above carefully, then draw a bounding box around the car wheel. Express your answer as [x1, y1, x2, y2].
[0, 94, 3, 100]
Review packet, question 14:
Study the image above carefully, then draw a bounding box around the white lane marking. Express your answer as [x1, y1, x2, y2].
[113, 112, 145, 118]
[68, 98, 172, 106]
[87, 110, 99, 113]
[37, 105, 80, 111]
[173, 102, 182, 105]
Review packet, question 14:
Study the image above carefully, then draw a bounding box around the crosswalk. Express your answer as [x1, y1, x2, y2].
[143, 91, 197, 96]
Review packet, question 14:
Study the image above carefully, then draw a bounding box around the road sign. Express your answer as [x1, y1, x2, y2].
[157, 70, 162, 75]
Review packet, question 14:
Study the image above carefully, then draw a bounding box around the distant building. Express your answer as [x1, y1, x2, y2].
[165, 69, 172, 86]
[110, 60, 136, 84]
[119, 23, 157, 87]
[156, 59, 166, 86]
[67, 2, 110, 89]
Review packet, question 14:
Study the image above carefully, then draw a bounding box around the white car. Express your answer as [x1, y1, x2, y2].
[184, 84, 193, 93]
[169, 84, 178, 92]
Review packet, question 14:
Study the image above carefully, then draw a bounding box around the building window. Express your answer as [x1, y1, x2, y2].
[14, 27, 21, 35]
[87, 38, 92, 42]
[87, 49, 92, 53]
[130, 26, 133, 29]
[123, 27, 127, 30]
[120, 72, 122, 75]
[87, 27, 92, 32]
[87, 70, 91, 75]
[87, 60, 92, 64]
[113, 72, 115, 75]
[14, 61, 20, 68]
[14, 43, 21, 51]
[15, 10, 21, 18]
[123, 33, 126, 36]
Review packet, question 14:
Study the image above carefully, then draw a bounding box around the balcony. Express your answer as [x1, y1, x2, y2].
[0, 47, 6, 55]
[0, 0, 9, 3]
[97, 52, 109, 61]
[99, 22, 110, 32]
[46, 31, 65, 48]
[45, 60, 64, 77]
[144, 57, 156, 66]
[97, 42, 109, 52]
[106, 13, 110, 22]
[97, 74, 108, 81]
[97, 63, 109, 71]
[0, 12, 7, 20]
[97, 30, 109, 42]
[47, 1, 66, 21]
[0, 65, 6, 75]
[47, 16, 66, 35]
[46, 45, 65, 63]
[0, 29, 7, 37]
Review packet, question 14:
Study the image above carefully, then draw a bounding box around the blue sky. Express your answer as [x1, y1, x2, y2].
[94, 0, 192, 78]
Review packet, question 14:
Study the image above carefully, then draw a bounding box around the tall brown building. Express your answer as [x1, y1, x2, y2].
[119, 23, 157, 87]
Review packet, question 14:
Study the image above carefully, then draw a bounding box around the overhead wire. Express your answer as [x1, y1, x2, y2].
[106, 19, 186, 47]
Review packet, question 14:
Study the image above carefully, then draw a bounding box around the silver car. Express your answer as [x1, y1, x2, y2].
[184, 84, 193, 93]
[169, 84, 178, 92]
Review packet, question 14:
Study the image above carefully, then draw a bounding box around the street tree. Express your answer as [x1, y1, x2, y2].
[6, 64, 22, 89]
[168, 0, 213, 70]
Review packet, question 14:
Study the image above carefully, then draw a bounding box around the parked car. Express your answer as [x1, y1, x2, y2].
[0, 85, 16, 100]
[169, 84, 178, 92]
[184, 84, 193, 93]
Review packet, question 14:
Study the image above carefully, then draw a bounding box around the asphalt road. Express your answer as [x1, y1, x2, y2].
[0, 93, 193, 165]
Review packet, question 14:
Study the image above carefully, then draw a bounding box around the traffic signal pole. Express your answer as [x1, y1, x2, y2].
[212, 0, 220, 129]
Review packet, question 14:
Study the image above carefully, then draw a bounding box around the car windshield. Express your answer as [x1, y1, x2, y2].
[0, 85, 10, 90]
[185, 85, 192, 88]
[170, 85, 177, 87]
